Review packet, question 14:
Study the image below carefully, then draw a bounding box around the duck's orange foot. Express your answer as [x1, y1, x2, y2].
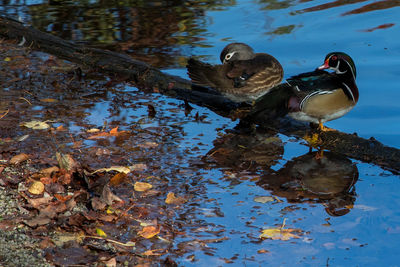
[318, 122, 336, 132]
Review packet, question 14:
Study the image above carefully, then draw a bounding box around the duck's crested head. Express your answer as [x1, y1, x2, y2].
[318, 52, 356, 80]
[220, 42, 255, 63]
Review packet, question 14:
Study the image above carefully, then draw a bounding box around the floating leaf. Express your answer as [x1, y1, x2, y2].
[259, 219, 301, 240]
[92, 166, 131, 174]
[86, 128, 100, 133]
[253, 196, 274, 204]
[9, 153, 30, 165]
[165, 192, 187, 205]
[20, 120, 51, 130]
[28, 181, 45, 195]
[96, 228, 107, 238]
[4, 57, 11, 62]
[259, 228, 300, 240]
[138, 225, 160, 239]
[88, 126, 128, 139]
[257, 249, 270, 254]
[134, 182, 153, 192]
[55, 125, 66, 131]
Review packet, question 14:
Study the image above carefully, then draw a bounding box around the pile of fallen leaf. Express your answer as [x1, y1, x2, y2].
[0, 139, 189, 265]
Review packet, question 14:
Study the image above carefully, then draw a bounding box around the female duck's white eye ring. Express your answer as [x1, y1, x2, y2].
[225, 52, 236, 61]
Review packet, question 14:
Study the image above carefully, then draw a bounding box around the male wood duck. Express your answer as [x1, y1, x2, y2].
[187, 43, 283, 103]
[248, 52, 358, 130]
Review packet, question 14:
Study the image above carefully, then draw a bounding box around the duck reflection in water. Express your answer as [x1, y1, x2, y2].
[205, 131, 358, 216]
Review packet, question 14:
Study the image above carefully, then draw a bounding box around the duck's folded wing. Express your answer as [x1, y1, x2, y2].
[287, 70, 341, 95]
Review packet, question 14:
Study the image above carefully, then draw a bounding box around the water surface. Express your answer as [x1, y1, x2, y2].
[1, 0, 399, 266]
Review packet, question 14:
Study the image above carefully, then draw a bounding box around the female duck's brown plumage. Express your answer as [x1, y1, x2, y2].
[187, 43, 283, 103]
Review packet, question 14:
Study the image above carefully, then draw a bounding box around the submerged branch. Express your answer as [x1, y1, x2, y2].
[1, 15, 399, 173]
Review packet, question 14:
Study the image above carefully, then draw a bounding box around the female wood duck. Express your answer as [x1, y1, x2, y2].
[248, 52, 358, 130]
[187, 43, 283, 103]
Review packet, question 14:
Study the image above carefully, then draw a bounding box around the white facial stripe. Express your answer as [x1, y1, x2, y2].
[329, 55, 355, 79]
[343, 59, 356, 80]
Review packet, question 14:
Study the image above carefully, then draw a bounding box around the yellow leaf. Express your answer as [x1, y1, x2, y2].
[28, 181, 45, 195]
[138, 225, 160, 239]
[21, 120, 51, 130]
[134, 182, 153, 192]
[92, 166, 131, 174]
[260, 228, 300, 240]
[96, 228, 107, 238]
[260, 228, 281, 239]
[165, 192, 187, 205]
[106, 207, 114, 214]
[4, 57, 11, 62]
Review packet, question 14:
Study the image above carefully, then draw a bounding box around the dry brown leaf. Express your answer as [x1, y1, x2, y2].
[142, 249, 165, 256]
[102, 257, 117, 267]
[27, 196, 53, 208]
[109, 172, 127, 186]
[40, 98, 58, 103]
[257, 249, 270, 254]
[40, 166, 60, 176]
[165, 192, 187, 205]
[131, 163, 147, 171]
[92, 166, 131, 174]
[52, 232, 85, 246]
[134, 182, 153, 192]
[55, 125, 66, 131]
[138, 225, 160, 239]
[9, 153, 30, 165]
[24, 216, 52, 227]
[91, 197, 106, 211]
[138, 142, 158, 148]
[28, 181, 45, 195]
[56, 152, 79, 172]
[20, 120, 51, 130]
[109, 126, 119, 135]
[102, 185, 123, 205]
[87, 126, 129, 139]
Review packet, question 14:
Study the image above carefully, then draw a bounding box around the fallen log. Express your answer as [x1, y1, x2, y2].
[1, 15, 399, 173]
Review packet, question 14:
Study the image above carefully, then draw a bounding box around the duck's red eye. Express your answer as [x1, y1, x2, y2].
[331, 55, 338, 61]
